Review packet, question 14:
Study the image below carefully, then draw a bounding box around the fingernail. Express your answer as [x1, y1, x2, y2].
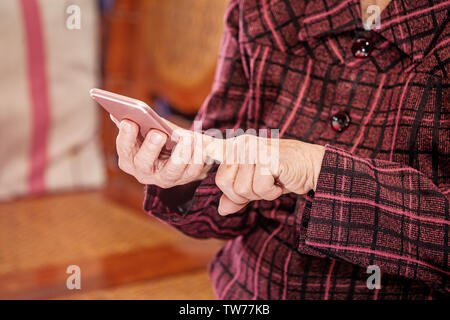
[150, 132, 163, 144]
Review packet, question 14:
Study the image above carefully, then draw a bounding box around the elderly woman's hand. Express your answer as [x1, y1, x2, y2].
[209, 135, 325, 216]
[113, 117, 212, 188]
[112, 114, 325, 215]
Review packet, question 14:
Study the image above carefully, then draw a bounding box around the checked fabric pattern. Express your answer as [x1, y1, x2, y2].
[145, 0, 450, 299]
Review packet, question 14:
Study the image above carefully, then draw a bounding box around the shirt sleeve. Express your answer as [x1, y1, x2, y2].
[143, 0, 259, 240]
[297, 145, 449, 293]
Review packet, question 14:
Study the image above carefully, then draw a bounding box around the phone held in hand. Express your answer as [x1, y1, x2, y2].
[90, 88, 177, 156]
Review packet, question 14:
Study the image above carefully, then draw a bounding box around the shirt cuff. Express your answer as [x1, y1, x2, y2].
[144, 182, 199, 214]
[296, 144, 353, 255]
[143, 165, 220, 220]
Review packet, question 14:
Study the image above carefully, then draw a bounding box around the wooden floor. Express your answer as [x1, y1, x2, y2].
[0, 192, 223, 300]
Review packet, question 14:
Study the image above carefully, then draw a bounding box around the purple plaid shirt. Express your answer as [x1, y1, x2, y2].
[145, 0, 450, 299]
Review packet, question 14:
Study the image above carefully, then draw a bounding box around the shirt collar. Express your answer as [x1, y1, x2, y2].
[298, 0, 449, 61]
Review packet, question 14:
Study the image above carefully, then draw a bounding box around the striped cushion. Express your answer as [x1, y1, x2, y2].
[0, 0, 105, 201]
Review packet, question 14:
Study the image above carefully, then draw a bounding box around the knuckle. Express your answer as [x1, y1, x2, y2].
[158, 181, 172, 189]
[234, 182, 250, 197]
[118, 158, 132, 173]
[117, 141, 133, 157]
[148, 175, 165, 188]
[156, 181, 166, 188]
[116, 132, 130, 147]
[115, 139, 125, 154]
[144, 139, 162, 153]
[186, 165, 203, 179]
[215, 174, 227, 189]
[135, 160, 152, 175]
[264, 193, 279, 201]
[164, 167, 179, 181]
[253, 182, 266, 195]
[136, 176, 147, 185]
[184, 168, 195, 179]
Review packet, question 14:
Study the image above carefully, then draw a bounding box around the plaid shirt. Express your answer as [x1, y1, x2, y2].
[145, 0, 450, 299]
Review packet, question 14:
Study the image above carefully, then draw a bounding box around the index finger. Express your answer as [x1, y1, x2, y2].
[116, 120, 140, 173]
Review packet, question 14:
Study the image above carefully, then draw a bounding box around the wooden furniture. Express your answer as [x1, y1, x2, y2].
[0, 192, 222, 299]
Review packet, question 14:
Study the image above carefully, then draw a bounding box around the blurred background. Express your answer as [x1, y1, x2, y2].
[0, 0, 228, 299]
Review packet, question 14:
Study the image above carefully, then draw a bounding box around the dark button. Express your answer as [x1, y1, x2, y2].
[351, 37, 373, 58]
[330, 111, 351, 132]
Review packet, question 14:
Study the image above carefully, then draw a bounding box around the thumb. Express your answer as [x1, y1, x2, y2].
[218, 194, 249, 216]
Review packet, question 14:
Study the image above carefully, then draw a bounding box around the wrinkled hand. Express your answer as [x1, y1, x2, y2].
[112, 115, 325, 216]
[207, 135, 325, 215]
[112, 116, 213, 188]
